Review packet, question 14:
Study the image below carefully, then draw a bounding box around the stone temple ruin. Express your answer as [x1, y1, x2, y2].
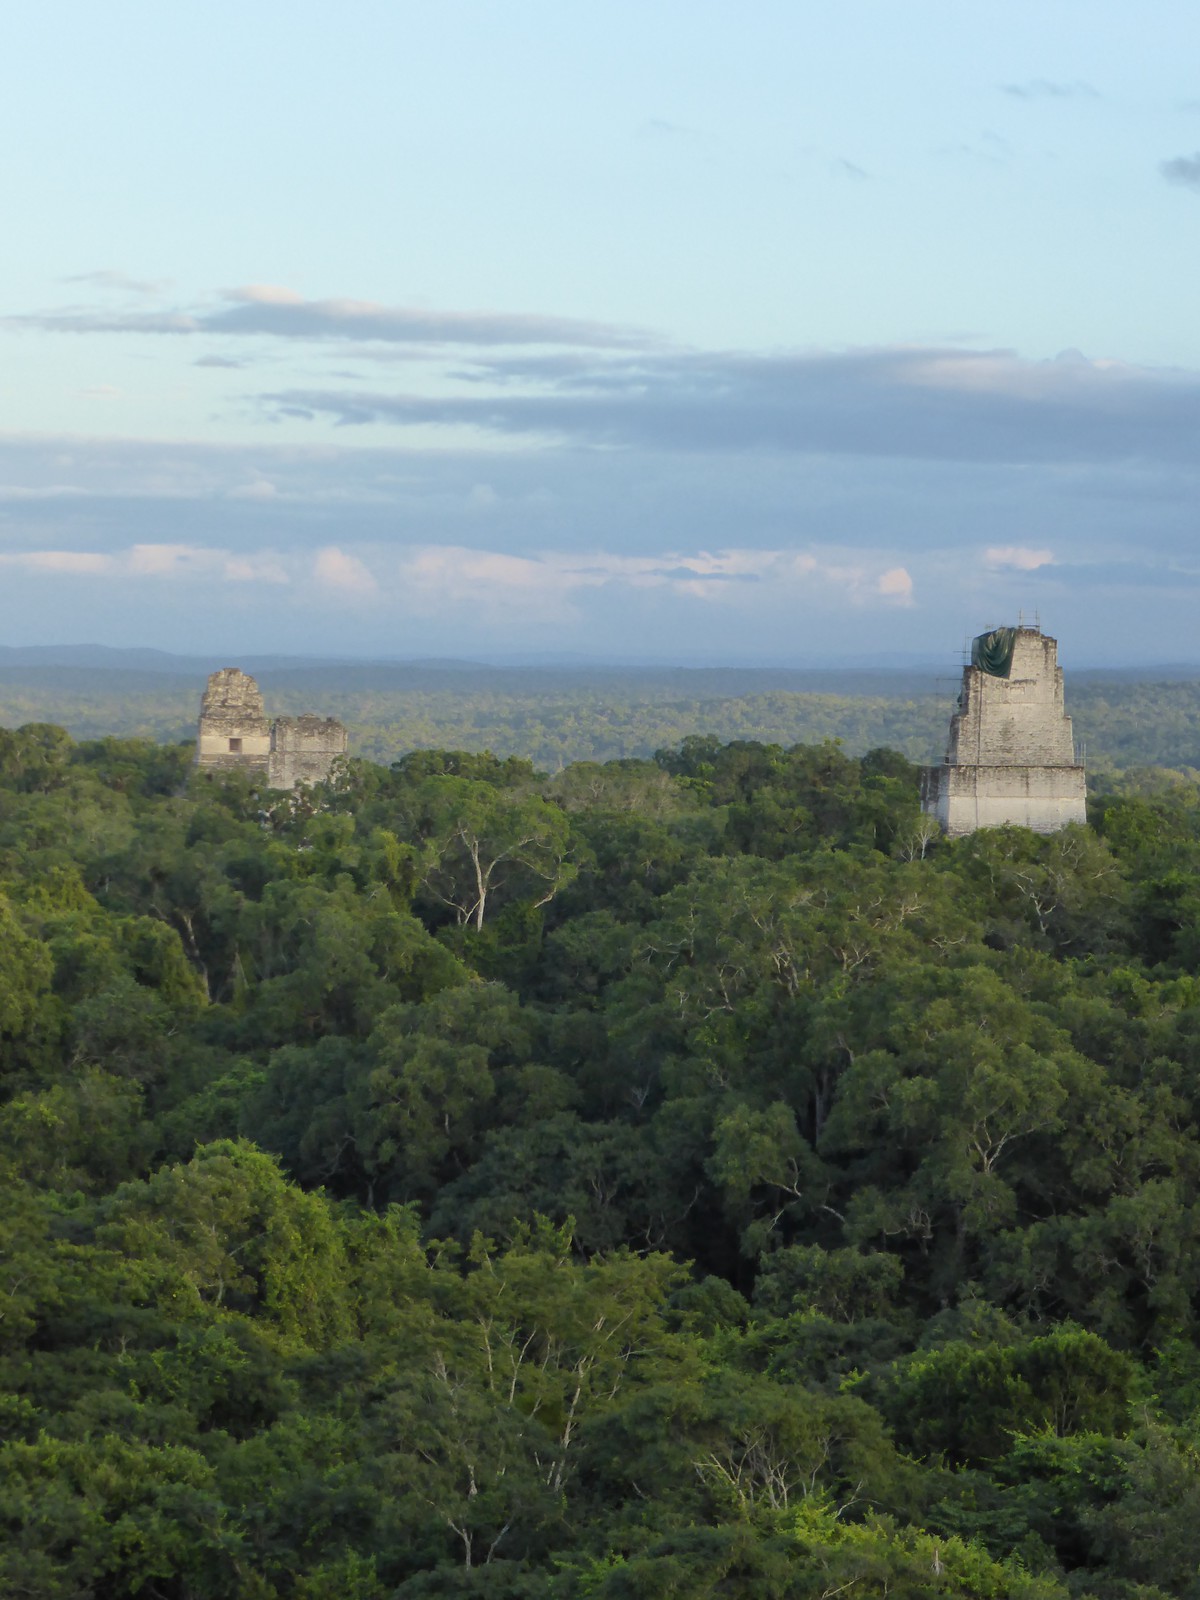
[195, 668, 347, 791]
[920, 625, 1087, 837]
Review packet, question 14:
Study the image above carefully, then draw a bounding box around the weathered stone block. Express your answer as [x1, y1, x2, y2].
[268, 716, 348, 791]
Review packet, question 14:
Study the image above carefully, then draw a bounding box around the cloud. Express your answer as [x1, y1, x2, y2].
[1046, 559, 1200, 590]
[0, 542, 287, 585]
[0, 549, 114, 574]
[226, 284, 303, 306]
[261, 344, 1200, 469]
[937, 131, 1012, 165]
[210, 287, 652, 349]
[0, 391, 1198, 661]
[1001, 79, 1099, 100]
[395, 544, 909, 616]
[876, 566, 914, 603]
[223, 553, 289, 583]
[832, 158, 870, 180]
[0, 422, 1197, 660]
[0, 516, 932, 663]
[985, 545, 1055, 571]
[60, 270, 171, 296]
[402, 546, 576, 607]
[313, 545, 377, 594]
[127, 543, 214, 576]
[11, 311, 200, 334]
[1161, 153, 1200, 191]
[7, 284, 650, 350]
[194, 355, 244, 369]
[227, 478, 281, 501]
[636, 117, 693, 139]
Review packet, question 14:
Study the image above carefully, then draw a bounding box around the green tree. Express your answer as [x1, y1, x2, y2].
[408, 777, 575, 931]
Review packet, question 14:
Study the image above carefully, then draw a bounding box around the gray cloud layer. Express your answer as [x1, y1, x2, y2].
[263, 346, 1200, 469]
[1, 418, 1197, 661]
[5, 274, 1200, 660]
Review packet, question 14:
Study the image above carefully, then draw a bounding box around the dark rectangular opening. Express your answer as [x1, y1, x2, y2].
[229, 737, 242, 753]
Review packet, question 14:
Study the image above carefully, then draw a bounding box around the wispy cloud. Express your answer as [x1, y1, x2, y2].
[936, 131, 1013, 165]
[1161, 152, 1200, 191]
[226, 478, 281, 502]
[1001, 78, 1100, 100]
[207, 287, 650, 349]
[985, 545, 1055, 571]
[12, 309, 200, 335]
[0, 549, 114, 574]
[0, 542, 289, 584]
[126, 543, 212, 576]
[60, 269, 172, 296]
[6, 284, 651, 350]
[395, 545, 914, 614]
[2, 537, 903, 612]
[223, 554, 289, 583]
[636, 116, 694, 139]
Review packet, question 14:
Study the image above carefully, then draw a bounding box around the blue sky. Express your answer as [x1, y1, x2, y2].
[2, 2, 1200, 663]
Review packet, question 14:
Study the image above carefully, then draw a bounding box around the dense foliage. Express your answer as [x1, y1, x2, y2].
[5, 722, 1200, 1595]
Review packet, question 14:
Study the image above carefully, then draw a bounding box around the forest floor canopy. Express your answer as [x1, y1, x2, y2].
[6, 713, 1200, 1596]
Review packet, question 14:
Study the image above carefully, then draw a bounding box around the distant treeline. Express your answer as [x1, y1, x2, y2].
[5, 663, 1200, 778]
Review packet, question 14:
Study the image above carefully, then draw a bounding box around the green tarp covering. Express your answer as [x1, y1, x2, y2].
[971, 627, 1017, 678]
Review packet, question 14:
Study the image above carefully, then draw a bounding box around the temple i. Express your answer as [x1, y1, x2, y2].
[920, 624, 1087, 837]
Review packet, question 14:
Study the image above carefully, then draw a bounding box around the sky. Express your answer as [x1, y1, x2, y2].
[2, 2, 1200, 664]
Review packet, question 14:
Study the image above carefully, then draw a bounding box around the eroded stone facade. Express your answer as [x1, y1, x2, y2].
[921, 627, 1087, 836]
[196, 668, 271, 775]
[195, 669, 347, 791]
[269, 715, 348, 791]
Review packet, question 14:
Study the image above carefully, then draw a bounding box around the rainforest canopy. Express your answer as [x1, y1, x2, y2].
[971, 627, 1017, 678]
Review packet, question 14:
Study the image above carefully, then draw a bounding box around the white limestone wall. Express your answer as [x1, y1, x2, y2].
[923, 763, 1087, 836]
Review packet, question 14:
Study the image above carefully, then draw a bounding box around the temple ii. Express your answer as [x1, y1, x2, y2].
[920, 625, 1087, 836]
[195, 668, 347, 791]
